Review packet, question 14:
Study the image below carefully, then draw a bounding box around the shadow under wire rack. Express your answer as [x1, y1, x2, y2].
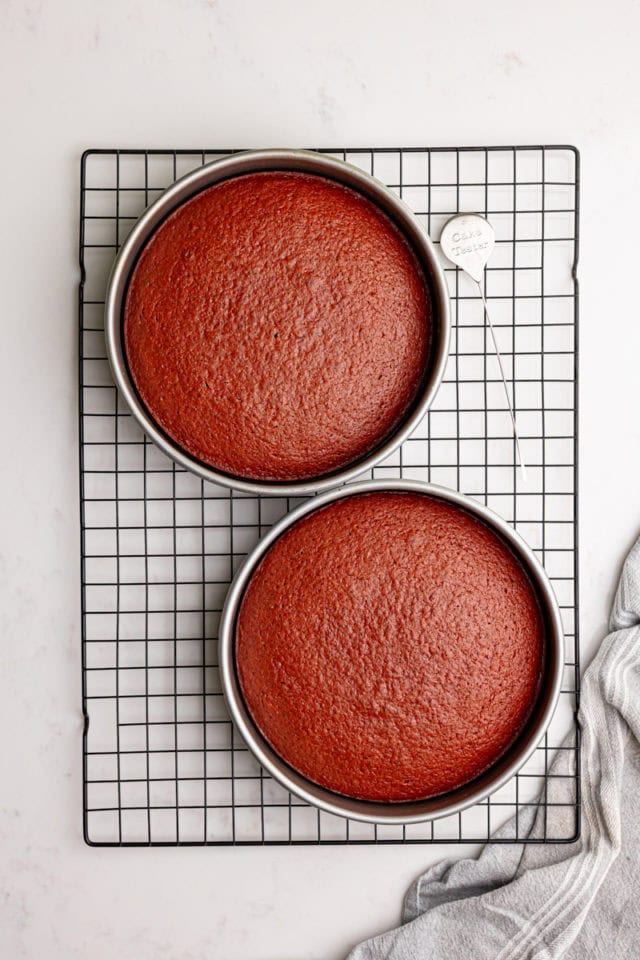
[79, 145, 580, 846]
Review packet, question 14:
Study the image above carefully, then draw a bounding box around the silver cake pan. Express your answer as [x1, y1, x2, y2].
[104, 149, 451, 497]
[218, 479, 564, 825]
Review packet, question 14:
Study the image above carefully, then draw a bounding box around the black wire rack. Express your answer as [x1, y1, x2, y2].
[79, 145, 580, 846]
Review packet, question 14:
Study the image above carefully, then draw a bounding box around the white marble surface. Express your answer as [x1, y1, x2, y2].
[1, 1, 640, 957]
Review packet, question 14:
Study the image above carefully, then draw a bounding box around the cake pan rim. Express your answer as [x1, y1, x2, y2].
[218, 478, 565, 825]
[104, 148, 451, 497]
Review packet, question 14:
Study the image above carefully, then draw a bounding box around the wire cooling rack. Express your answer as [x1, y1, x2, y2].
[79, 145, 580, 846]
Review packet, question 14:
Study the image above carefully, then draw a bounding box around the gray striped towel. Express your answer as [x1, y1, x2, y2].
[348, 535, 640, 959]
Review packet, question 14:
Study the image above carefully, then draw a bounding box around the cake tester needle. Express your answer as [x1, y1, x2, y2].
[440, 214, 527, 480]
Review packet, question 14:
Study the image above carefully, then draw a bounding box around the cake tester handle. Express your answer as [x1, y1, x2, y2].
[440, 214, 527, 480]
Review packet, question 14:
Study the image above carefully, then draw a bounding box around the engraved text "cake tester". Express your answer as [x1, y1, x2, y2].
[440, 214, 526, 479]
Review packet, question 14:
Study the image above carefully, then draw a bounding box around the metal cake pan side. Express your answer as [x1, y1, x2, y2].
[218, 478, 564, 825]
[104, 149, 451, 497]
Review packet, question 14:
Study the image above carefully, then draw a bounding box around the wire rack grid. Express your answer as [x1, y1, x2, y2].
[79, 145, 580, 846]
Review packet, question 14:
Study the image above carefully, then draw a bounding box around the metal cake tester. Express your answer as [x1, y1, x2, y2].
[440, 214, 526, 479]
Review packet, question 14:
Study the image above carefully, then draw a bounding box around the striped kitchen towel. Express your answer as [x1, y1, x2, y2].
[348, 534, 640, 960]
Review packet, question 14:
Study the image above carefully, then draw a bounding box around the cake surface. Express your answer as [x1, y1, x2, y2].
[236, 491, 545, 802]
[124, 171, 431, 482]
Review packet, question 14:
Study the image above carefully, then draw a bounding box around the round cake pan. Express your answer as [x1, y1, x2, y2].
[104, 149, 451, 497]
[219, 479, 564, 825]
